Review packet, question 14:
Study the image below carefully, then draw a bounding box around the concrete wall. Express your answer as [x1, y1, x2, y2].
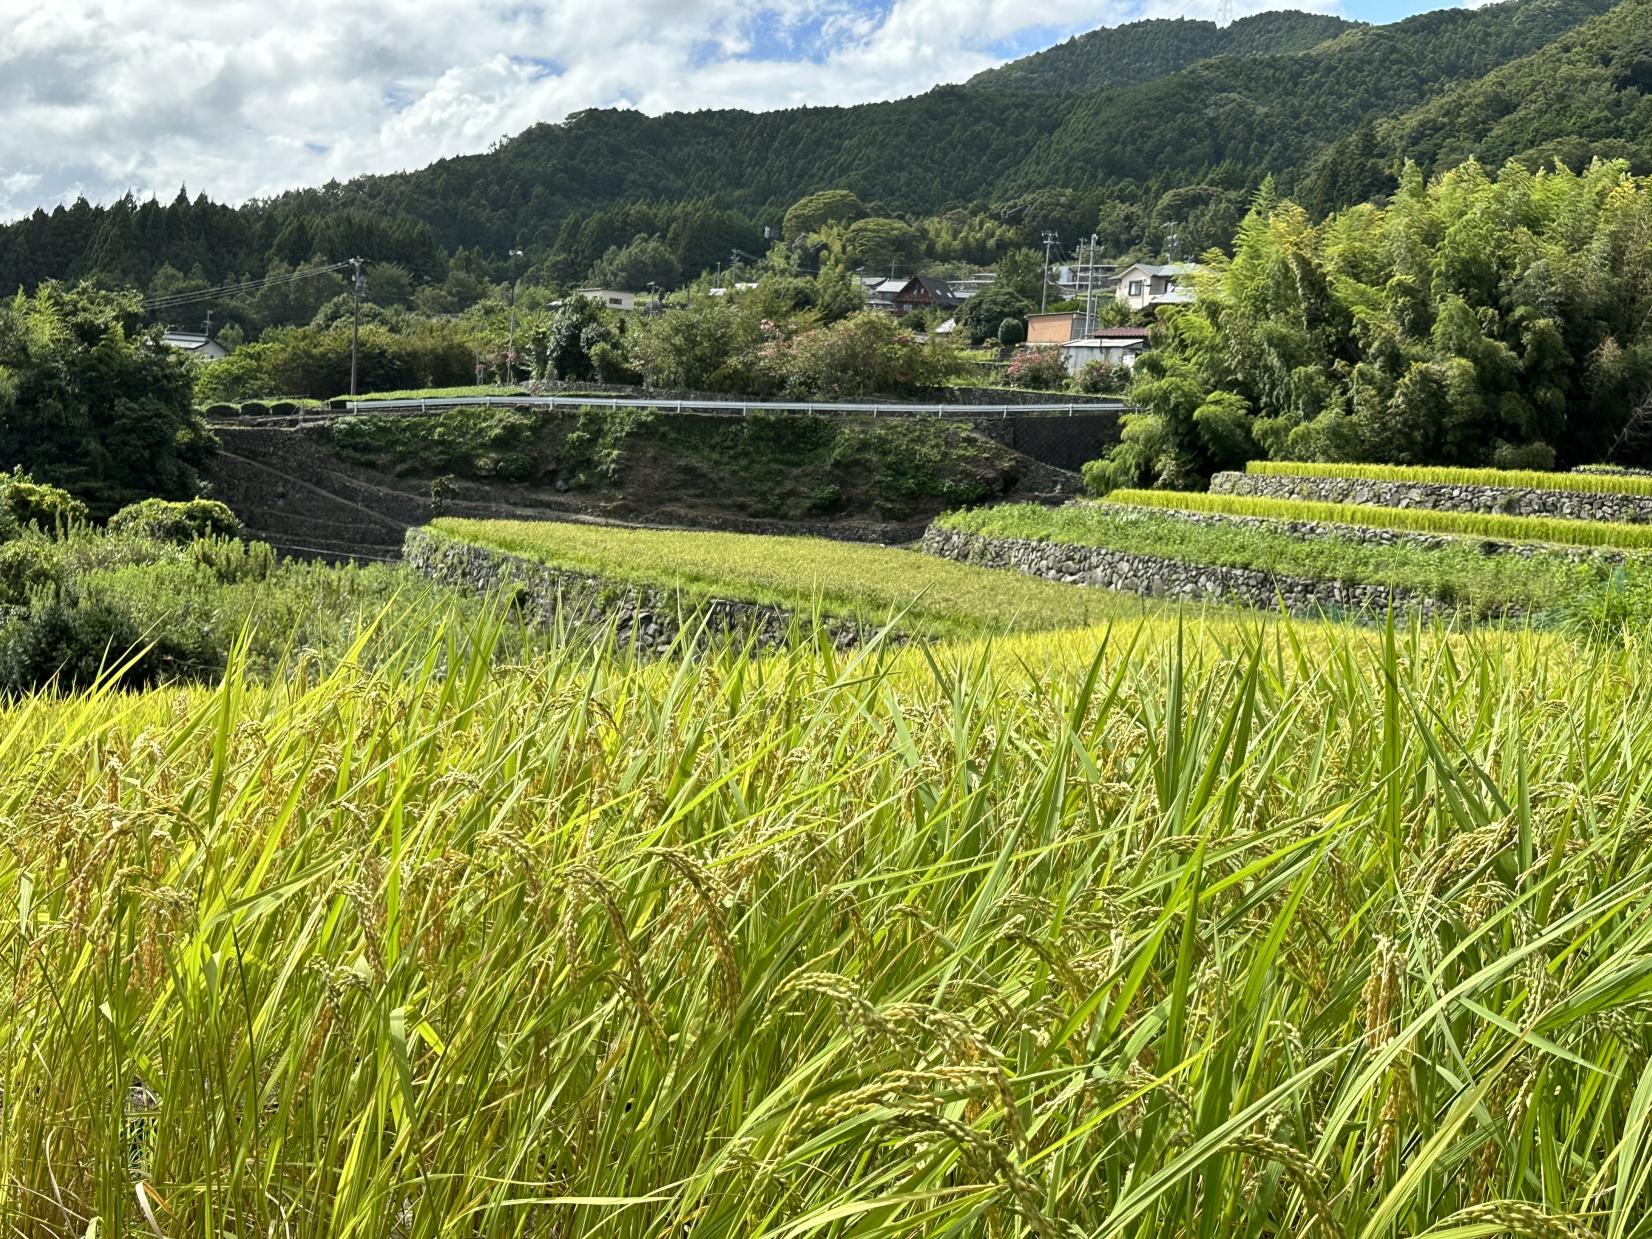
[404, 527, 876, 654]
[1212, 470, 1652, 524]
[921, 525, 1457, 618]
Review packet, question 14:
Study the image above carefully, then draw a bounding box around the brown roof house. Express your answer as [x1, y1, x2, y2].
[890, 275, 961, 316]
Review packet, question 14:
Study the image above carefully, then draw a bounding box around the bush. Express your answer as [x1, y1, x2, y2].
[240, 401, 271, 418]
[0, 590, 155, 692]
[0, 471, 89, 534]
[270, 401, 299, 417]
[1492, 440, 1558, 471]
[0, 538, 63, 605]
[1074, 359, 1130, 395]
[1002, 349, 1070, 390]
[107, 498, 244, 545]
[204, 402, 239, 419]
[187, 535, 276, 583]
[996, 318, 1027, 346]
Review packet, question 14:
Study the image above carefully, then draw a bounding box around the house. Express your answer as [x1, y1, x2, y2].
[891, 275, 961, 316]
[1115, 263, 1197, 313]
[865, 277, 905, 312]
[1059, 326, 1151, 375]
[161, 332, 229, 362]
[1025, 312, 1084, 346]
[575, 288, 640, 311]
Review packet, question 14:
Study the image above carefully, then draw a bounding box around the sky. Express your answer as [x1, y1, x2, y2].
[0, 0, 1458, 222]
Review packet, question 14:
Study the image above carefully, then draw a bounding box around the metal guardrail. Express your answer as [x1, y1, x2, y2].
[333, 394, 1130, 420]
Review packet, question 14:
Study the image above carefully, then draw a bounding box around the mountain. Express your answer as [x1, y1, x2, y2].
[1376, 0, 1652, 174]
[1000, 0, 1619, 191]
[0, 0, 1640, 302]
[963, 11, 1359, 94]
[302, 0, 1617, 252]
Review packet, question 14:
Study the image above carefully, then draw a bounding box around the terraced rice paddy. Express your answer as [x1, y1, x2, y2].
[8, 604, 1652, 1236]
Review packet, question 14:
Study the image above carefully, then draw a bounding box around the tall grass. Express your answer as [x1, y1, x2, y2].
[3, 611, 1651, 1235]
[1105, 487, 1652, 549]
[1245, 459, 1652, 498]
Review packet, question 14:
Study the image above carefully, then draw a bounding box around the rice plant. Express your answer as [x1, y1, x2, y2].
[936, 501, 1590, 615]
[3, 606, 1651, 1236]
[1244, 459, 1652, 498]
[429, 518, 1128, 637]
[1103, 487, 1652, 550]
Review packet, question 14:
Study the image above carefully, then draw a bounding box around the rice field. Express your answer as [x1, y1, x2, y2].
[5, 603, 1652, 1236]
[1103, 488, 1652, 550]
[430, 517, 1131, 637]
[1244, 459, 1652, 498]
[934, 502, 1589, 615]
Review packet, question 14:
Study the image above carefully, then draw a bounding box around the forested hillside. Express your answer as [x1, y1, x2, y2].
[962, 11, 1357, 94]
[0, 0, 1642, 305]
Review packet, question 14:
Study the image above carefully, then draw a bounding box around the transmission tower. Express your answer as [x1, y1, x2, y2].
[1215, 0, 1234, 25]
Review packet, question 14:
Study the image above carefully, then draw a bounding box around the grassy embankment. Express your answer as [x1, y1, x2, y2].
[330, 406, 1023, 521]
[429, 517, 1130, 638]
[1102, 487, 1652, 550]
[3, 605, 1644, 1235]
[1245, 459, 1652, 497]
[935, 502, 1599, 616]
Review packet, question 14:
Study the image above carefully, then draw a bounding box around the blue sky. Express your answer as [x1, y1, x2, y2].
[1, 0, 1482, 220]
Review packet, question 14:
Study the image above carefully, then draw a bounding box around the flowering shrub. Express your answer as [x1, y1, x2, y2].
[1003, 348, 1070, 390]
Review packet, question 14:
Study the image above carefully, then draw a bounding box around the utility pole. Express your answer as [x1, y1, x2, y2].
[1040, 231, 1058, 312]
[1084, 233, 1099, 336]
[203, 308, 212, 342]
[506, 248, 523, 386]
[348, 256, 364, 398]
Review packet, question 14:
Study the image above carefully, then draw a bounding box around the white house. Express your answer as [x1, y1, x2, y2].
[1059, 327, 1151, 375]
[575, 288, 640, 311]
[1115, 263, 1198, 313]
[161, 332, 229, 362]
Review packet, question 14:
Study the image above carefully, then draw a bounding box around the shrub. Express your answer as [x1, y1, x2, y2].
[996, 317, 1026, 347]
[0, 538, 63, 605]
[1074, 359, 1130, 395]
[240, 401, 271, 418]
[0, 590, 154, 692]
[107, 498, 244, 545]
[269, 401, 299, 417]
[204, 403, 239, 419]
[187, 535, 276, 583]
[1002, 349, 1070, 390]
[0, 471, 89, 534]
[1492, 440, 1557, 471]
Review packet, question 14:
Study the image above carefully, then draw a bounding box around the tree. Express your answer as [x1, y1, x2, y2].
[957, 286, 1033, 345]
[845, 218, 919, 273]
[0, 283, 213, 516]
[993, 248, 1047, 304]
[588, 234, 681, 292]
[782, 190, 866, 242]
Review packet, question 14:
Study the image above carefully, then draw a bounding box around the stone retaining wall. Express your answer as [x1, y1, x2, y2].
[921, 525, 1455, 618]
[404, 527, 872, 654]
[1107, 503, 1617, 562]
[1211, 470, 1652, 524]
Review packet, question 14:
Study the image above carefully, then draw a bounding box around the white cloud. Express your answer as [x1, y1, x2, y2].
[0, 0, 1339, 220]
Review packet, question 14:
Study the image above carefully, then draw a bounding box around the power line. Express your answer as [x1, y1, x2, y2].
[141, 261, 353, 311]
